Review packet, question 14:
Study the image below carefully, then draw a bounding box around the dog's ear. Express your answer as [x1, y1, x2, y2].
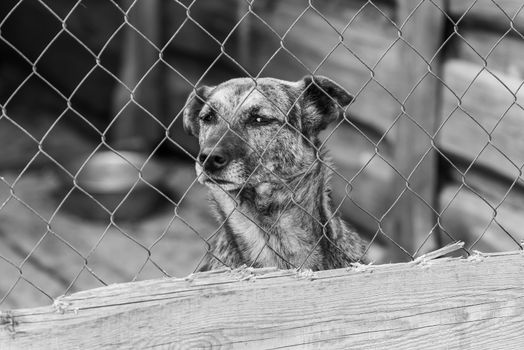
[183, 86, 213, 137]
[299, 75, 353, 135]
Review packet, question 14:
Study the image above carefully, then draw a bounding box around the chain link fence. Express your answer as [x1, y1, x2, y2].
[1, 0, 524, 309]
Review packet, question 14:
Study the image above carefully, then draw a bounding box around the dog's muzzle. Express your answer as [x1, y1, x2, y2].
[198, 146, 230, 173]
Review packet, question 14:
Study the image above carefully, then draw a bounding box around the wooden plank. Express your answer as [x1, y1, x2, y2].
[1, 252, 524, 349]
[457, 29, 524, 80]
[450, 29, 524, 182]
[439, 59, 524, 182]
[439, 183, 524, 252]
[388, 0, 445, 259]
[449, 0, 524, 31]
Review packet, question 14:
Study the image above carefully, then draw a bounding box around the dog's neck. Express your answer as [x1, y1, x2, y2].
[209, 157, 341, 270]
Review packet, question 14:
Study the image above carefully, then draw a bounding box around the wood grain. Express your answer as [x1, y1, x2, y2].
[1, 252, 524, 349]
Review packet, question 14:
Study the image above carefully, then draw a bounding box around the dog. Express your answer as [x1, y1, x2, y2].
[183, 75, 366, 271]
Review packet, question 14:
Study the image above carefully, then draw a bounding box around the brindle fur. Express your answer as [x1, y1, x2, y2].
[183, 76, 366, 271]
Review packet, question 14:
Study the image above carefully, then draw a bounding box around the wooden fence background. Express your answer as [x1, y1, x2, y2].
[3, 0, 524, 262]
[2, 0, 524, 341]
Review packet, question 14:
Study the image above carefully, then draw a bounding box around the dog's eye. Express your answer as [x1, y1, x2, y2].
[200, 112, 215, 123]
[250, 115, 273, 126]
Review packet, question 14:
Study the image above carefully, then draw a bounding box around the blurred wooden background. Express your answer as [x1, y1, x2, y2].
[1, 0, 524, 308]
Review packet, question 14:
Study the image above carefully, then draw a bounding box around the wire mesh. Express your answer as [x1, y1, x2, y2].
[1, 0, 524, 308]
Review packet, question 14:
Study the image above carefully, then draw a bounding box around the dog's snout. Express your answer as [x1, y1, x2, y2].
[199, 148, 230, 172]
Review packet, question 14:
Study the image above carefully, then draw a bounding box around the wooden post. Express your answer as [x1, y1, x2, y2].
[237, 0, 251, 68]
[389, 0, 445, 260]
[111, 0, 163, 151]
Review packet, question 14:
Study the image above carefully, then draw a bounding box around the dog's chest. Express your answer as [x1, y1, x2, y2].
[212, 191, 283, 267]
[230, 211, 274, 265]
[232, 212, 318, 269]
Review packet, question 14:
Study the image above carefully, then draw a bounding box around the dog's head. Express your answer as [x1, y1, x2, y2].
[183, 76, 353, 192]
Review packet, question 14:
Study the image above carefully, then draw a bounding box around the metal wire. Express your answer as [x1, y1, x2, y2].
[1, 0, 523, 308]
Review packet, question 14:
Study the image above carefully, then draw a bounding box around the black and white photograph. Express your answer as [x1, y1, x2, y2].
[1, 0, 523, 348]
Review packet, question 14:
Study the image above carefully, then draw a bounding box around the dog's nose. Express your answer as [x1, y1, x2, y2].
[198, 148, 230, 172]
